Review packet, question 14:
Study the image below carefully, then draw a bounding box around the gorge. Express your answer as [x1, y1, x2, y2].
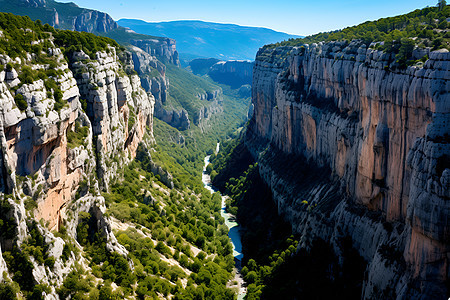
[0, 1, 448, 300]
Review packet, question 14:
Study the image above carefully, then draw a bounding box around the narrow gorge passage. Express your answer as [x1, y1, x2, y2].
[202, 143, 246, 299]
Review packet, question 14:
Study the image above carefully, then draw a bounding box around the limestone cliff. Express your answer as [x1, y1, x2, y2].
[209, 60, 253, 88]
[0, 26, 155, 297]
[69, 47, 154, 189]
[1, 0, 119, 33]
[130, 46, 190, 130]
[247, 41, 449, 298]
[131, 39, 180, 67]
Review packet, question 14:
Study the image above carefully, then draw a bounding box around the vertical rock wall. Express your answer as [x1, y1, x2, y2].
[248, 41, 449, 298]
[70, 47, 154, 188]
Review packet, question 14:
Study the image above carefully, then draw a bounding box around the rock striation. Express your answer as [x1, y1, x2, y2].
[129, 46, 191, 130]
[209, 60, 254, 88]
[69, 47, 154, 189]
[3, 0, 118, 33]
[131, 39, 180, 67]
[0, 29, 159, 297]
[72, 10, 118, 33]
[247, 40, 449, 298]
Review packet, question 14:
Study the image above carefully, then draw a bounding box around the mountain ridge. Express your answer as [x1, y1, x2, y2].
[118, 18, 302, 60]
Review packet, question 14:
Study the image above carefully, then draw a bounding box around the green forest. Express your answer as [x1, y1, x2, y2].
[268, 4, 450, 51]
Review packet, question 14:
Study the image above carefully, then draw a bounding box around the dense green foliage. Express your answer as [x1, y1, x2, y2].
[211, 138, 367, 299]
[53, 30, 119, 60]
[0, 11, 117, 60]
[67, 121, 89, 149]
[0, 281, 18, 300]
[88, 145, 237, 299]
[268, 5, 450, 51]
[165, 64, 221, 123]
[3, 221, 52, 298]
[0, 13, 54, 59]
[0, 197, 16, 242]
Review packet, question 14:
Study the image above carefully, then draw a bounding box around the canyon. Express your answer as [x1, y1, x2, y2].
[0, 1, 448, 299]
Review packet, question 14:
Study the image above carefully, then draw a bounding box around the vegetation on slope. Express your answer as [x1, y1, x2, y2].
[268, 4, 450, 51]
[65, 145, 236, 299]
[0, 12, 249, 299]
[164, 64, 221, 123]
[210, 137, 367, 299]
[0, 12, 119, 61]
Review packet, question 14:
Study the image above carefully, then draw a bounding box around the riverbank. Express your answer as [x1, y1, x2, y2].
[202, 144, 246, 299]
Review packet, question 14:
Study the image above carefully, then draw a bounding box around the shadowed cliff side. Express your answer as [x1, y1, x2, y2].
[245, 37, 449, 298]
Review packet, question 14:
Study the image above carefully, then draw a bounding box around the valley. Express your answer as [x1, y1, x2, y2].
[0, 0, 448, 299]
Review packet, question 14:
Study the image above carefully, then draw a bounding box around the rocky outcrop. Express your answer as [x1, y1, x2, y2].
[69, 47, 154, 189]
[131, 39, 180, 66]
[129, 45, 192, 130]
[0, 28, 157, 297]
[73, 10, 118, 33]
[156, 106, 190, 131]
[0, 48, 89, 230]
[196, 88, 221, 102]
[209, 60, 253, 88]
[5, 0, 118, 33]
[247, 41, 449, 298]
[195, 99, 224, 131]
[130, 46, 167, 101]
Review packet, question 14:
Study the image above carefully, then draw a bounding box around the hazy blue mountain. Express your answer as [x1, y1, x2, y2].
[117, 19, 302, 61]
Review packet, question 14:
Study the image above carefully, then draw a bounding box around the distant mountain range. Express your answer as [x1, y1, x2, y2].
[0, 0, 118, 33]
[118, 19, 302, 61]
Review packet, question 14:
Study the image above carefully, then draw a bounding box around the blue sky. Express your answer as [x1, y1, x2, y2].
[59, 0, 438, 35]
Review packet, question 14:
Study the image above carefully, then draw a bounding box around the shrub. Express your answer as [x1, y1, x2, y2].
[14, 94, 27, 111]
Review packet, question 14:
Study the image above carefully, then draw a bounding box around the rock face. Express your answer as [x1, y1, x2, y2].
[4, 0, 118, 33]
[129, 46, 191, 130]
[195, 98, 223, 131]
[131, 39, 180, 66]
[69, 47, 154, 189]
[0, 32, 157, 297]
[247, 41, 449, 298]
[73, 10, 118, 33]
[209, 60, 254, 88]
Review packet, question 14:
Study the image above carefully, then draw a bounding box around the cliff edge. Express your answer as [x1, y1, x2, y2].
[246, 40, 449, 298]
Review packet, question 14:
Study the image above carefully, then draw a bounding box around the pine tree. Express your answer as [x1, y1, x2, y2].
[438, 0, 447, 11]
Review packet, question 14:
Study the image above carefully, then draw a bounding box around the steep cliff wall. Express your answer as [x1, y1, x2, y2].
[0, 24, 154, 296]
[247, 41, 449, 298]
[130, 46, 190, 130]
[69, 47, 154, 189]
[131, 39, 180, 67]
[1, 0, 119, 33]
[209, 60, 253, 88]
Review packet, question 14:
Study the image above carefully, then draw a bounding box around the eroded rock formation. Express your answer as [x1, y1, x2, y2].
[0, 35, 156, 297]
[131, 39, 180, 66]
[247, 40, 449, 298]
[209, 60, 253, 88]
[129, 46, 191, 130]
[6, 0, 118, 33]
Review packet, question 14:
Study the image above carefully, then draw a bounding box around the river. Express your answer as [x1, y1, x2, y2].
[202, 143, 246, 299]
